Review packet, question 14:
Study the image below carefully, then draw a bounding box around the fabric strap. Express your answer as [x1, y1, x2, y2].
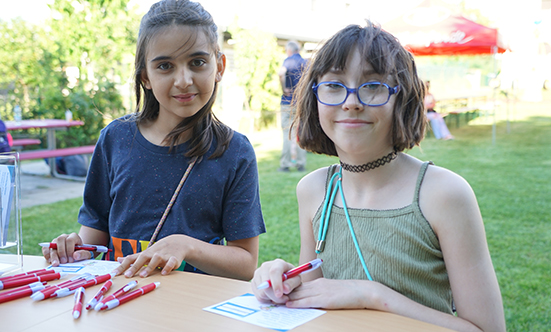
[147, 155, 199, 248]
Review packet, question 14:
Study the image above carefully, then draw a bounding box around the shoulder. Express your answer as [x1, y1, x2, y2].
[297, 166, 332, 210]
[419, 164, 480, 234]
[226, 131, 255, 158]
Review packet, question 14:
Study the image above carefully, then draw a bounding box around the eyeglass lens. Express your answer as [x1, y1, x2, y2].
[316, 82, 391, 106]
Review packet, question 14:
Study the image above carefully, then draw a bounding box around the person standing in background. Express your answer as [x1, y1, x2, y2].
[278, 41, 307, 172]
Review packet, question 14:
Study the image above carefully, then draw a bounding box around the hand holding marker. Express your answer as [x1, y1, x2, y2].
[257, 258, 323, 289]
[39, 242, 112, 253]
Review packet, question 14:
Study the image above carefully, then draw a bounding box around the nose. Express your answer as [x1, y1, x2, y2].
[174, 67, 192, 89]
[342, 89, 363, 112]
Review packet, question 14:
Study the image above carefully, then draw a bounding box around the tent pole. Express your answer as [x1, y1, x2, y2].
[492, 46, 497, 145]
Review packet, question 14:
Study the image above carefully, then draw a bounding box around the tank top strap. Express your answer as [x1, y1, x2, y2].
[324, 164, 340, 193]
[413, 161, 434, 205]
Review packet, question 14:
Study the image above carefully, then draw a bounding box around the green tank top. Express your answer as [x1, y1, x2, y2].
[312, 162, 453, 314]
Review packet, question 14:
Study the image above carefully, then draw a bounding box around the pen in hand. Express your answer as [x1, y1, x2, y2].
[39, 242, 112, 253]
[257, 258, 323, 290]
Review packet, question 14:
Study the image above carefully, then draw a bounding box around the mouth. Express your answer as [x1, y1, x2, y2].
[336, 119, 372, 125]
[173, 93, 196, 102]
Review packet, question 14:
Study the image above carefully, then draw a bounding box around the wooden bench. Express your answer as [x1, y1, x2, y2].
[18, 145, 95, 161]
[11, 138, 42, 152]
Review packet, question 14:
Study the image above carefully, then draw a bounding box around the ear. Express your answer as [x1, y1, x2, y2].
[141, 70, 151, 89]
[215, 53, 226, 83]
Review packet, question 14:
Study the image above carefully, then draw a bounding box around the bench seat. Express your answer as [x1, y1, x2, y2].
[12, 138, 42, 147]
[18, 145, 95, 161]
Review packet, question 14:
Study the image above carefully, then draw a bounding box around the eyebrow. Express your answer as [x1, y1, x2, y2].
[150, 51, 211, 63]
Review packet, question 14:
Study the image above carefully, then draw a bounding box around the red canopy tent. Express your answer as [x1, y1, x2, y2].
[382, 2, 509, 144]
[382, 4, 507, 56]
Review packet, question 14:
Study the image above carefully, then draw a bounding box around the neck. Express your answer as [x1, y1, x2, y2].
[340, 149, 397, 173]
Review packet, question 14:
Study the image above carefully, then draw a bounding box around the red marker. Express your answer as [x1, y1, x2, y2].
[94, 280, 138, 311]
[86, 280, 112, 310]
[39, 242, 112, 253]
[55, 273, 115, 298]
[0, 269, 55, 282]
[257, 258, 323, 289]
[0, 281, 46, 304]
[72, 287, 85, 319]
[31, 275, 91, 301]
[0, 272, 64, 290]
[101, 282, 160, 311]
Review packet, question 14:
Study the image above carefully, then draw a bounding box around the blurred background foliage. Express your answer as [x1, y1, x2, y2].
[227, 22, 282, 129]
[0, 0, 286, 147]
[0, 0, 139, 147]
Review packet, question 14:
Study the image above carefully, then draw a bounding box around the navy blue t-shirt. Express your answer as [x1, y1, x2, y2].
[281, 53, 307, 105]
[78, 117, 265, 274]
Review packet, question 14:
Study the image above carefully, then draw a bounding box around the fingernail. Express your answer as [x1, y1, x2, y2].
[60, 257, 67, 264]
[124, 270, 132, 277]
[140, 271, 148, 277]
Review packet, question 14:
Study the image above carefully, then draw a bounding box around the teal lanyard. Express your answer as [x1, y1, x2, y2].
[316, 168, 373, 281]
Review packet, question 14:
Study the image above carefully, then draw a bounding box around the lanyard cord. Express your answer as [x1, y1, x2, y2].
[316, 168, 373, 281]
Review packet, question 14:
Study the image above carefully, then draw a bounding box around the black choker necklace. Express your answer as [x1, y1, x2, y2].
[340, 150, 398, 173]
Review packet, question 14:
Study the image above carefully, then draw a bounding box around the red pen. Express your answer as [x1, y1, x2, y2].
[55, 272, 115, 298]
[86, 280, 112, 310]
[39, 242, 112, 253]
[101, 282, 160, 311]
[0, 269, 55, 282]
[0, 272, 64, 290]
[94, 280, 138, 311]
[257, 258, 323, 289]
[0, 281, 46, 304]
[31, 275, 91, 301]
[72, 287, 85, 319]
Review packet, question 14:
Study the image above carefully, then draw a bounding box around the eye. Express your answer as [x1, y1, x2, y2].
[361, 82, 381, 91]
[190, 58, 206, 67]
[157, 62, 173, 70]
[322, 82, 344, 90]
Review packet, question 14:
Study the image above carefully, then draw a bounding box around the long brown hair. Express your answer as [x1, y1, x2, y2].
[133, 0, 232, 159]
[293, 21, 426, 156]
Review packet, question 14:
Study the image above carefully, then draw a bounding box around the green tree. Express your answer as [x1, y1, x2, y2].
[0, 0, 139, 147]
[228, 24, 282, 128]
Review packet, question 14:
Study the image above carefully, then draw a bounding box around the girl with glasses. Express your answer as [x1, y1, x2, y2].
[251, 21, 505, 332]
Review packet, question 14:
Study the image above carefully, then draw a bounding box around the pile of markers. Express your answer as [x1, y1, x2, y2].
[0, 268, 160, 319]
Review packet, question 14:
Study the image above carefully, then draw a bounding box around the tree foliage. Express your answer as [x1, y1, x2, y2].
[0, 0, 139, 147]
[228, 24, 282, 128]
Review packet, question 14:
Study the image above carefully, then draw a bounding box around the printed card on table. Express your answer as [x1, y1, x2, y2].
[204, 293, 325, 331]
[48, 259, 121, 275]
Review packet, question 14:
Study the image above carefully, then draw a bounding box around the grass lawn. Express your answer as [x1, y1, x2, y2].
[19, 92, 551, 331]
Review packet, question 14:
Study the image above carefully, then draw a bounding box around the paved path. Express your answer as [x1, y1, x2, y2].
[20, 161, 85, 208]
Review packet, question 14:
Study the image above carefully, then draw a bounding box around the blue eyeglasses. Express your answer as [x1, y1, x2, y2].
[312, 81, 400, 107]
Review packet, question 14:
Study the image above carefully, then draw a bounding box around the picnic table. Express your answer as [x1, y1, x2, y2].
[5, 119, 95, 179]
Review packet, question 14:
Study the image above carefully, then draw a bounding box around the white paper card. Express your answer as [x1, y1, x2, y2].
[48, 259, 120, 275]
[204, 293, 325, 331]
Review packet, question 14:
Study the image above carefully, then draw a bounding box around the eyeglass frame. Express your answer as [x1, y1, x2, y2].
[312, 81, 401, 107]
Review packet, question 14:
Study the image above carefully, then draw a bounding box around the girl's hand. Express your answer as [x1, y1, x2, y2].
[251, 259, 302, 304]
[286, 278, 374, 309]
[113, 235, 185, 278]
[42, 233, 92, 266]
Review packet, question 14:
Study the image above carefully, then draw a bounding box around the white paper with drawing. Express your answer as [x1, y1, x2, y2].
[0, 165, 14, 247]
[203, 293, 325, 331]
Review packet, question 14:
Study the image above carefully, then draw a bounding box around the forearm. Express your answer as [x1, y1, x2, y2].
[365, 281, 485, 332]
[178, 235, 259, 281]
[78, 225, 109, 246]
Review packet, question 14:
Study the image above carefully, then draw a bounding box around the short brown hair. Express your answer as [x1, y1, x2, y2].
[292, 21, 426, 156]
